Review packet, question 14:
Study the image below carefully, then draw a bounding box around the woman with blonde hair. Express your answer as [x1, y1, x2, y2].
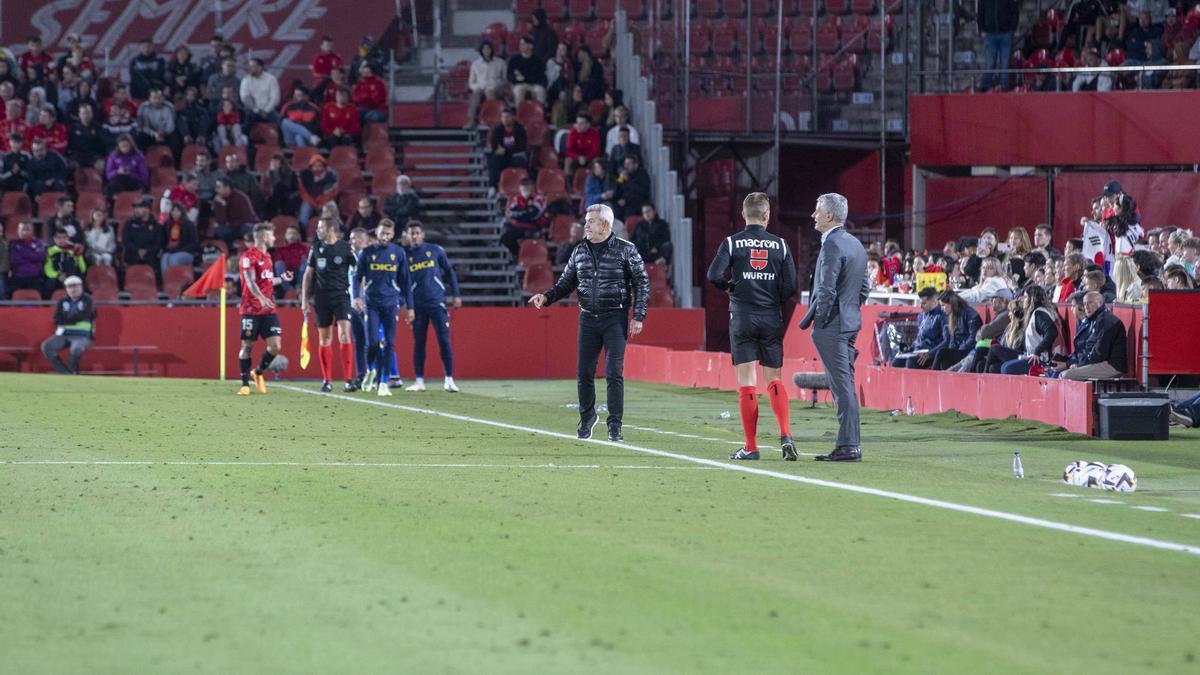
[996, 285, 1061, 375]
[957, 257, 1010, 304]
[1112, 255, 1143, 304]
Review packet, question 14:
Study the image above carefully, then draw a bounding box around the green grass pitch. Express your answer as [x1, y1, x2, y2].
[2, 373, 1199, 673]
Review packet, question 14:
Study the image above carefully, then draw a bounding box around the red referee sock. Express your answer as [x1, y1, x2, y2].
[318, 344, 333, 382]
[738, 386, 759, 451]
[766, 379, 791, 437]
[339, 342, 355, 381]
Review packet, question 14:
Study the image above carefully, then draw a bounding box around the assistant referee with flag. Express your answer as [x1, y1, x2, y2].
[529, 204, 649, 442]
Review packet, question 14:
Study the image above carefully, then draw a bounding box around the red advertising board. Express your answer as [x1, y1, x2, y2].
[2, 0, 396, 81]
[1145, 290, 1200, 375]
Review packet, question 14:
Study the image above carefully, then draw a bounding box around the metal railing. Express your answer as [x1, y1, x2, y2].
[915, 63, 1200, 93]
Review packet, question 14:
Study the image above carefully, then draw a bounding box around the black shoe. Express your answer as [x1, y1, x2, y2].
[781, 435, 798, 461]
[344, 380, 360, 393]
[730, 447, 760, 460]
[608, 425, 623, 442]
[578, 414, 599, 439]
[815, 446, 861, 462]
[320, 381, 333, 393]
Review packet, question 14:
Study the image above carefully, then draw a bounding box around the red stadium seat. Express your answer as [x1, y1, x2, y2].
[833, 54, 858, 91]
[649, 287, 674, 307]
[789, 19, 813, 53]
[571, 167, 588, 195]
[75, 166, 104, 193]
[536, 168, 567, 195]
[329, 145, 360, 173]
[337, 191, 365, 217]
[499, 167, 529, 196]
[2, 191, 32, 219]
[163, 265, 196, 297]
[517, 99, 545, 128]
[585, 20, 610, 53]
[365, 147, 395, 173]
[587, 99, 607, 125]
[338, 167, 367, 195]
[91, 287, 119, 302]
[596, 0, 618, 19]
[271, 216, 299, 242]
[851, 0, 875, 14]
[10, 289, 42, 303]
[542, 0, 567, 19]
[516, 0, 538, 19]
[112, 191, 143, 223]
[145, 144, 174, 168]
[291, 146, 320, 171]
[644, 262, 668, 289]
[362, 123, 389, 146]
[218, 144, 247, 169]
[842, 15, 870, 52]
[517, 238, 550, 268]
[816, 17, 841, 53]
[36, 191, 66, 219]
[825, 0, 851, 14]
[569, 0, 592, 20]
[697, 0, 721, 18]
[726, 0, 748, 17]
[150, 166, 177, 193]
[522, 263, 555, 294]
[713, 24, 740, 56]
[254, 144, 281, 173]
[1106, 47, 1125, 66]
[75, 191, 106, 221]
[479, 99, 505, 130]
[123, 264, 158, 294]
[549, 214, 576, 244]
[537, 144, 560, 171]
[690, 21, 714, 55]
[482, 22, 508, 47]
[179, 144, 208, 171]
[620, 0, 647, 19]
[86, 265, 119, 291]
[249, 122, 280, 146]
[371, 166, 398, 198]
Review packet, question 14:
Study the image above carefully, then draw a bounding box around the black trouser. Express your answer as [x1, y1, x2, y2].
[931, 347, 971, 370]
[486, 151, 527, 188]
[577, 310, 628, 429]
[983, 343, 1020, 374]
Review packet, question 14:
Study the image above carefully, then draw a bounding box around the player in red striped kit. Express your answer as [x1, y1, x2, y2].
[238, 223, 293, 395]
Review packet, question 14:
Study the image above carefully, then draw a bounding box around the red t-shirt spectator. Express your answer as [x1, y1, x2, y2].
[352, 75, 388, 113]
[274, 241, 309, 273]
[565, 127, 601, 162]
[28, 122, 68, 154]
[103, 97, 137, 121]
[311, 52, 343, 82]
[165, 184, 199, 213]
[19, 50, 53, 75]
[0, 119, 28, 151]
[216, 110, 241, 126]
[320, 101, 360, 136]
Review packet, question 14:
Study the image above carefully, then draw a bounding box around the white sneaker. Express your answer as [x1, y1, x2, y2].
[444, 377, 459, 393]
[361, 369, 377, 391]
[406, 378, 426, 392]
[377, 382, 392, 397]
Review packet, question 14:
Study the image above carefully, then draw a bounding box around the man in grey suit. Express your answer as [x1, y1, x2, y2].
[797, 193, 870, 462]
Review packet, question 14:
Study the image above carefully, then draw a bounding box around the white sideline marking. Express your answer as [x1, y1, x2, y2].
[1049, 493, 1081, 498]
[623, 424, 819, 456]
[1132, 506, 1170, 513]
[0, 460, 712, 471]
[1183, 514, 1200, 520]
[278, 385, 1200, 557]
[1088, 499, 1125, 505]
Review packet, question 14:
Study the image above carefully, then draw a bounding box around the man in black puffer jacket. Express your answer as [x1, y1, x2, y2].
[530, 204, 650, 442]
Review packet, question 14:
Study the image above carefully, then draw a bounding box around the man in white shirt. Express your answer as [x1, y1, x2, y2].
[239, 58, 281, 126]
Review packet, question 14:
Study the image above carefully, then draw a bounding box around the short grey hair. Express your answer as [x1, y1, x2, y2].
[585, 203, 614, 226]
[817, 193, 848, 224]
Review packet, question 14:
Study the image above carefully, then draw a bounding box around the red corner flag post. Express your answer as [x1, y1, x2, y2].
[183, 254, 228, 380]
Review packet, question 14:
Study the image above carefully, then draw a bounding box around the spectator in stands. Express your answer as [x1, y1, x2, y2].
[1051, 290, 1127, 380]
[1112, 255, 1143, 303]
[1073, 48, 1113, 91]
[897, 284, 950, 367]
[1165, 267, 1194, 289]
[564, 113, 600, 177]
[957, 257, 1010, 303]
[135, 88, 178, 156]
[84, 208, 114, 266]
[347, 197, 383, 232]
[320, 87, 360, 147]
[530, 8, 559, 62]
[122, 197, 161, 268]
[198, 36, 226, 82]
[239, 58, 280, 126]
[206, 59, 241, 108]
[604, 107, 640, 149]
[1163, 228, 1188, 267]
[190, 148, 218, 202]
[607, 126, 641, 176]
[212, 177, 257, 248]
[176, 86, 211, 147]
[167, 45, 202, 100]
[546, 42, 575, 106]
[351, 63, 388, 123]
[44, 228, 87, 292]
[501, 176, 545, 256]
[273, 223, 308, 292]
[1056, 252, 1085, 301]
[160, 172, 201, 224]
[265, 153, 299, 219]
[0, 131, 29, 191]
[25, 137, 67, 198]
[67, 103, 104, 168]
[949, 287, 1012, 373]
[553, 84, 589, 130]
[0, 235, 7, 299]
[557, 222, 584, 265]
[100, 105, 137, 152]
[214, 97, 247, 149]
[44, 196, 81, 244]
[40, 275, 94, 374]
[1020, 251, 1047, 292]
[298, 155, 338, 227]
[19, 36, 53, 81]
[1125, 10, 1166, 88]
[977, 0, 1019, 90]
[103, 83, 137, 121]
[608, 154, 651, 221]
[311, 36, 344, 85]
[485, 107, 527, 190]
[1164, 41, 1195, 89]
[28, 108, 66, 154]
[1004, 226, 1031, 280]
[129, 39, 167, 100]
[160, 202, 198, 274]
[384, 174, 420, 225]
[1180, 237, 1200, 277]
[316, 67, 349, 105]
[997, 285, 1061, 375]
[575, 46, 605, 101]
[222, 151, 265, 216]
[1033, 224, 1060, 257]
[584, 158, 609, 210]
[54, 65, 81, 115]
[64, 80, 96, 125]
[9, 221, 48, 298]
[104, 134, 149, 197]
[1083, 267, 1116, 302]
[0, 100, 26, 150]
[465, 41, 507, 129]
[930, 290, 983, 370]
[349, 36, 386, 85]
[508, 37, 547, 104]
[280, 85, 321, 147]
[633, 204, 673, 266]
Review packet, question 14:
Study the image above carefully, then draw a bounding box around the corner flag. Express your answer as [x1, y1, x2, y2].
[183, 254, 229, 380]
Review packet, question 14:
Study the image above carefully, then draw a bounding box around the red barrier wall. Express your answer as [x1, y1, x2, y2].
[910, 92, 1200, 167]
[0, 307, 705, 379]
[922, 177, 1048, 250]
[1145, 290, 1200, 375]
[1052, 172, 1200, 250]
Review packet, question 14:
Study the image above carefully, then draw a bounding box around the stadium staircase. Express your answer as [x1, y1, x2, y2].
[393, 128, 519, 305]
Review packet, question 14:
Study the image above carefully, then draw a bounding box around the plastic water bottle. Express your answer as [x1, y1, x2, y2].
[906, 396, 915, 416]
[1013, 452, 1025, 478]
[719, 411, 731, 420]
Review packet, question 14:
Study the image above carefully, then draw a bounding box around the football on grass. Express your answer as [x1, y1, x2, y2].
[1102, 464, 1137, 493]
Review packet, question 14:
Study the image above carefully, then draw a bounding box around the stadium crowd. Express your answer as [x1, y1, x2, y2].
[0, 31, 410, 302]
[882, 180, 1197, 384]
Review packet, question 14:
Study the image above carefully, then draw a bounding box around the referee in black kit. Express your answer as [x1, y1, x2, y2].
[529, 204, 649, 442]
[707, 192, 798, 461]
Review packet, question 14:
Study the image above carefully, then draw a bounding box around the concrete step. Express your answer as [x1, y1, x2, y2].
[413, 162, 485, 170]
[423, 197, 494, 205]
[448, 233, 503, 242]
[392, 85, 436, 102]
[403, 151, 478, 159]
[408, 174, 490, 183]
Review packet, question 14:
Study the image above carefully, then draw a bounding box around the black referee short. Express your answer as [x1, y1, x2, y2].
[314, 292, 353, 328]
[240, 314, 282, 342]
[729, 310, 784, 367]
